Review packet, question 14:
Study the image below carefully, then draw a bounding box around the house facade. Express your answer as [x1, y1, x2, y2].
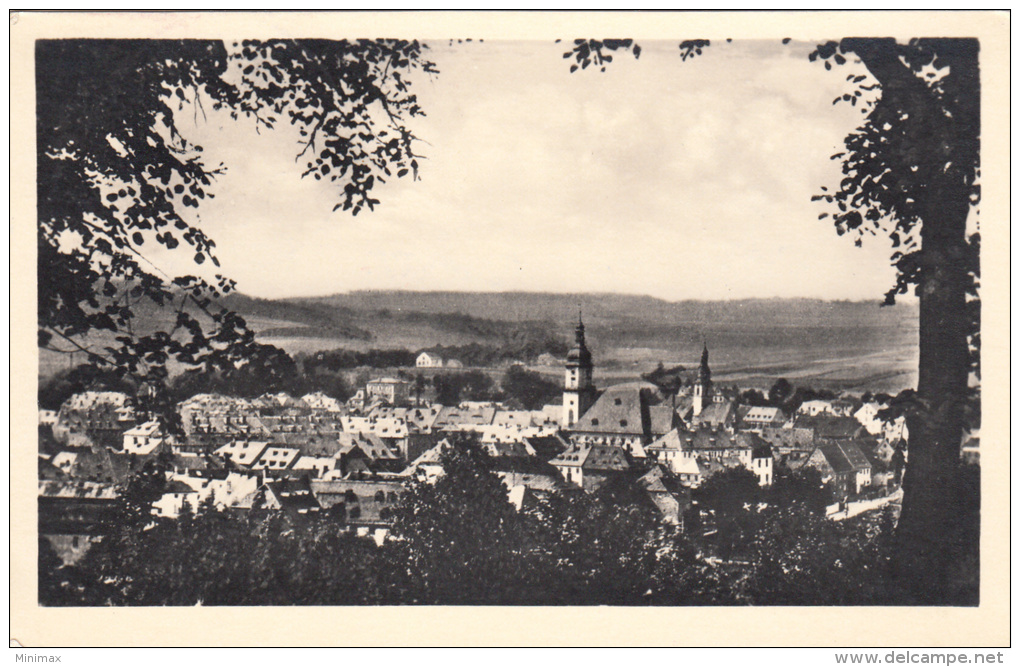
[416, 351, 444, 368]
[802, 441, 873, 498]
[366, 378, 410, 406]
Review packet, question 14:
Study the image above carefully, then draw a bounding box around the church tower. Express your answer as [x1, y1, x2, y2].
[693, 342, 712, 417]
[563, 312, 596, 428]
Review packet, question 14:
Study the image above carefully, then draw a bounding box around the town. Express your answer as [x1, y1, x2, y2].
[38, 313, 937, 580]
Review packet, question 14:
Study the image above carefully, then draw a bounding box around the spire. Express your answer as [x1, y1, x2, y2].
[699, 341, 711, 385]
[567, 309, 592, 367]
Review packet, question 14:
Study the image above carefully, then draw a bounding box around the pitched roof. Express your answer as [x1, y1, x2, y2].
[265, 478, 320, 512]
[814, 441, 871, 474]
[573, 383, 661, 436]
[637, 464, 690, 494]
[482, 440, 533, 458]
[691, 400, 736, 428]
[759, 426, 815, 450]
[164, 479, 200, 495]
[524, 434, 570, 461]
[489, 455, 559, 476]
[62, 391, 130, 410]
[646, 429, 684, 453]
[583, 444, 631, 471]
[251, 446, 301, 470]
[794, 414, 862, 439]
[735, 431, 770, 457]
[214, 440, 270, 467]
[648, 405, 677, 436]
[492, 410, 534, 428]
[336, 432, 400, 461]
[367, 405, 442, 432]
[403, 439, 453, 473]
[432, 404, 496, 429]
[684, 427, 743, 451]
[551, 442, 630, 472]
[739, 406, 785, 424]
[123, 419, 162, 437]
[301, 392, 344, 412]
[38, 456, 67, 481]
[342, 415, 410, 439]
[39, 479, 119, 500]
[61, 448, 151, 485]
[673, 456, 701, 476]
[310, 479, 403, 523]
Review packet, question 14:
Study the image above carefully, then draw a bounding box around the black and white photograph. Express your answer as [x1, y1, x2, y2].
[11, 10, 1009, 648]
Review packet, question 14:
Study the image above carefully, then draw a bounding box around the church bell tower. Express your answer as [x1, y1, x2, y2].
[693, 342, 712, 417]
[563, 311, 596, 428]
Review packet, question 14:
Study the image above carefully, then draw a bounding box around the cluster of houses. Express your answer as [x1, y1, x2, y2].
[39, 317, 925, 565]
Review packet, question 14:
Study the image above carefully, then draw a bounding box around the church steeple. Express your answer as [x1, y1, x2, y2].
[563, 310, 595, 428]
[693, 341, 712, 417]
[572, 309, 591, 363]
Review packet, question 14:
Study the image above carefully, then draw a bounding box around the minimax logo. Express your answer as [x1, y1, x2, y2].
[15, 656, 62, 663]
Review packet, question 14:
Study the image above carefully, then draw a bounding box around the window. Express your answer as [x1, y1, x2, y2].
[614, 398, 622, 406]
[591, 418, 599, 426]
[620, 420, 628, 428]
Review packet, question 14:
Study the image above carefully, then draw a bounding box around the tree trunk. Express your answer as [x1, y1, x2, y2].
[894, 191, 974, 604]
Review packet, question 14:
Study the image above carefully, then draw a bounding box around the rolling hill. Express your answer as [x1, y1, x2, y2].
[39, 290, 920, 393]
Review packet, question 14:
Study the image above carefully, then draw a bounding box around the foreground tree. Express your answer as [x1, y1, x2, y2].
[810, 38, 980, 603]
[389, 437, 545, 603]
[566, 35, 981, 604]
[37, 39, 436, 418]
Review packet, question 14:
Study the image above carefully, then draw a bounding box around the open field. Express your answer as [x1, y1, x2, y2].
[40, 291, 920, 394]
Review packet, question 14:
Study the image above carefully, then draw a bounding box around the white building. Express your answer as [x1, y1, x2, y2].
[798, 400, 835, 416]
[416, 351, 444, 368]
[301, 392, 344, 413]
[854, 402, 909, 442]
[122, 419, 167, 455]
[365, 378, 410, 406]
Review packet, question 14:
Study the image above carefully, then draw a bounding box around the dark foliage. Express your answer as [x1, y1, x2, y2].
[167, 343, 306, 402]
[499, 366, 562, 410]
[298, 347, 418, 373]
[560, 38, 642, 73]
[431, 370, 495, 405]
[561, 36, 981, 602]
[42, 439, 916, 607]
[642, 362, 686, 394]
[811, 38, 981, 602]
[38, 364, 140, 411]
[37, 38, 435, 423]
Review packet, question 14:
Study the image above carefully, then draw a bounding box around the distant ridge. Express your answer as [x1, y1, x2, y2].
[283, 290, 918, 328]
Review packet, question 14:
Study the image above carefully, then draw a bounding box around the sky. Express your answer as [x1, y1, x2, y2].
[157, 39, 900, 302]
